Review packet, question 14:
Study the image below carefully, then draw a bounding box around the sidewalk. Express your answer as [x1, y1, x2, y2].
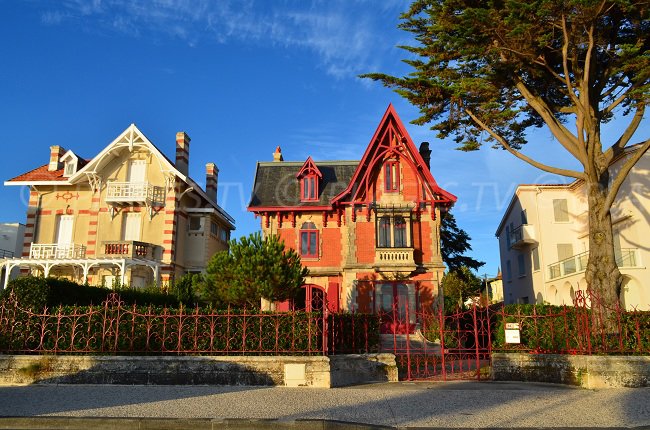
[0, 381, 649, 429]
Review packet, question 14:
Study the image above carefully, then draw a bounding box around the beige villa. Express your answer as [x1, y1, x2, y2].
[2, 124, 235, 289]
[496, 146, 648, 310]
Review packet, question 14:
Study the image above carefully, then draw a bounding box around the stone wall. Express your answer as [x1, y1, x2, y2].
[0, 354, 397, 388]
[492, 353, 650, 388]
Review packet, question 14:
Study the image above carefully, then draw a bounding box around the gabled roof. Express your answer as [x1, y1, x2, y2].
[6, 159, 89, 184]
[249, 161, 358, 209]
[332, 104, 456, 205]
[248, 104, 457, 211]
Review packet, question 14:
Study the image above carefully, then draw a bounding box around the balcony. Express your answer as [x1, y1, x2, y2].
[29, 243, 86, 259]
[105, 182, 164, 206]
[0, 249, 13, 259]
[547, 248, 641, 281]
[375, 248, 415, 269]
[101, 241, 158, 260]
[509, 224, 537, 249]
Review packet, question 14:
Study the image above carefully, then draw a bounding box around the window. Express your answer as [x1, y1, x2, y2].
[553, 199, 569, 222]
[506, 260, 512, 281]
[505, 225, 511, 248]
[189, 216, 202, 231]
[394, 216, 406, 247]
[210, 222, 218, 236]
[300, 222, 318, 258]
[375, 215, 411, 248]
[521, 209, 528, 225]
[219, 227, 228, 242]
[122, 213, 141, 241]
[301, 176, 318, 201]
[517, 253, 525, 277]
[64, 161, 76, 177]
[384, 161, 399, 192]
[532, 247, 540, 271]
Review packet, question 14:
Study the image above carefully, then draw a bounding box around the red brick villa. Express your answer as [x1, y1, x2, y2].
[248, 105, 456, 330]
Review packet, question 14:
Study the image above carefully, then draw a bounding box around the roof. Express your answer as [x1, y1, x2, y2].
[6, 159, 89, 183]
[249, 160, 358, 208]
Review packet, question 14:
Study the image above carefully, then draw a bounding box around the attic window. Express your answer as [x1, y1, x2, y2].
[384, 161, 399, 192]
[296, 156, 323, 203]
[64, 161, 76, 177]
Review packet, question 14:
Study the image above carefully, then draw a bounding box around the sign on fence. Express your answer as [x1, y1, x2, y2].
[505, 322, 520, 344]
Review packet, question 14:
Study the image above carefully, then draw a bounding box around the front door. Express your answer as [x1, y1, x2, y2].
[376, 282, 417, 334]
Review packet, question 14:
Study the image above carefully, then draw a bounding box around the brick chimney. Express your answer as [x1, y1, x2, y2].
[175, 132, 191, 176]
[273, 146, 284, 162]
[48, 146, 65, 171]
[205, 162, 219, 203]
[418, 142, 431, 170]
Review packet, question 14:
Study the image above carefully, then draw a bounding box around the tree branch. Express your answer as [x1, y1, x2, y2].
[602, 138, 650, 217]
[561, 15, 583, 110]
[513, 77, 588, 165]
[465, 109, 586, 179]
[604, 104, 646, 163]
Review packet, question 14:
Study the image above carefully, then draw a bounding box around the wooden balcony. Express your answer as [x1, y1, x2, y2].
[375, 248, 415, 269]
[29, 243, 86, 259]
[105, 182, 164, 206]
[101, 241, 158, 260]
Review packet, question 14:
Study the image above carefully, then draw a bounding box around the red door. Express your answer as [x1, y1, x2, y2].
[376, 282, 417, 334]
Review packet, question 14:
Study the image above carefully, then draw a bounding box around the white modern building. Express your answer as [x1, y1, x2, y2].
[0, 223, 26, 286]
[496, 146, 649, 310]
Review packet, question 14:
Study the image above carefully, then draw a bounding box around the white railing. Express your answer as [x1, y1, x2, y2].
[376, 248, 415, 265]
[106, 182, 164, 204]
[29, 243, 86, 259]
[547, 248, 640, 281]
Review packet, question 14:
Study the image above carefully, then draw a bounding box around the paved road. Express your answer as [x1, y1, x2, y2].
[0, 382, 648, 429]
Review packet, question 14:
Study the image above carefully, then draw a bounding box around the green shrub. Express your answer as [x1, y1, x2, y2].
[328, 313, 381, 353]
[0, 276, 179, 309]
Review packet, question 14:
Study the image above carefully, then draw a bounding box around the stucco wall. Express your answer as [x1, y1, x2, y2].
[492, 353, 650, 388]
[0, 354, 397, 388]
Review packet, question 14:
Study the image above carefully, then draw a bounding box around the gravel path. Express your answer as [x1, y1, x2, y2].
[0, 382, 648, 428]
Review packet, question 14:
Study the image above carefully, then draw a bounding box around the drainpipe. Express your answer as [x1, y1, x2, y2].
[535, 187, 547, 304]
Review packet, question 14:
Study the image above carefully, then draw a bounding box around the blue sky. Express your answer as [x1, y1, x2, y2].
[1, 0, 639, 277]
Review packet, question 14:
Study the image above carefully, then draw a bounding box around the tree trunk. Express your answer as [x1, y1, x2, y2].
[584, 175, 622, 330]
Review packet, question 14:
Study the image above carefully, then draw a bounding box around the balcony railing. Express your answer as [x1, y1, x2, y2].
[375, 248, 415, 267]
[0, 249, 14, 259]
[105, 182, 164, 205]
[509, 224, 537, 249]
[547, 248, 641, 281]
[29, 243, 86, 259]
[101, 241, 157, 260]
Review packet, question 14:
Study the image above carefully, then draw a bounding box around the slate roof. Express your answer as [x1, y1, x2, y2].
[249, 160, 359, 208]
[7, 159, 89, 183]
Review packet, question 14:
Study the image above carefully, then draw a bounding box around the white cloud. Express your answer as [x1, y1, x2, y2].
[36, 0, 408, 79]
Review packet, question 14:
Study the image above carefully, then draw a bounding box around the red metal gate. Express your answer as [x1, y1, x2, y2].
[382, 302, 493, 381]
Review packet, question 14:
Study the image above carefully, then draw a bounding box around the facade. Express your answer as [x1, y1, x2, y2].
[496, 146, 649, 310]
[2, 124, 235, 289]
[248, 105, 456, 327]
[0, 223, 26, 285]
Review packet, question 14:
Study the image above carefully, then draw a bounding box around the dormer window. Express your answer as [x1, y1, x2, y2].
[296, 156, 323, 203]
[60, 150, 79, 178]
[384, 160, 399, 192]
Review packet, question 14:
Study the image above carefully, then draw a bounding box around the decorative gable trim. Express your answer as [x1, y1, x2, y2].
[332, 104, 457, 207]
[296, 156, 323, 179]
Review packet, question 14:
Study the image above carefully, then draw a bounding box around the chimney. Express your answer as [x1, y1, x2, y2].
[273, 146, 284, 162]
[205, 162, 219, 203]
[418, 142, 432, 170]
[48, 145, 65, 171]
[175, 131, 191, 176]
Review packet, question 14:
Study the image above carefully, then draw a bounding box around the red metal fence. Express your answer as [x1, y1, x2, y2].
[0, 293, 379, 355]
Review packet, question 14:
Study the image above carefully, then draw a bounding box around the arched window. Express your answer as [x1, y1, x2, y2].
[394, 216, 406, 248]
[300, 222, 319, 258]
[378, 217, 391, 248]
